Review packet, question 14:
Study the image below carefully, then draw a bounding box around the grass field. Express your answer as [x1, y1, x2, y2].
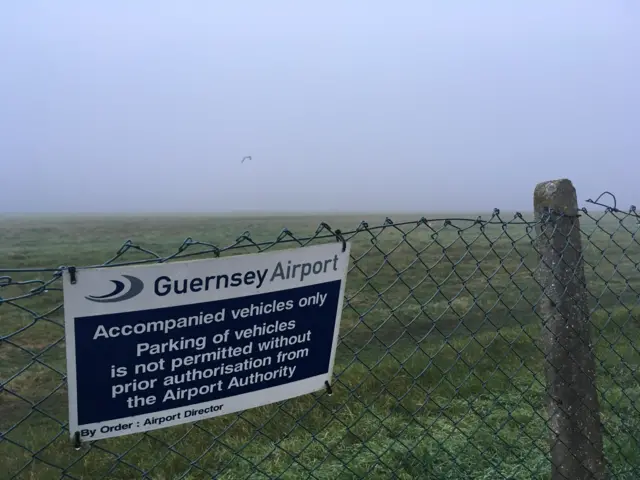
[1, 210, 640, 479]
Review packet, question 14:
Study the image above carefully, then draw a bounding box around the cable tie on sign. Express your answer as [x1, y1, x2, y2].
[324, 380, 333, 396]
[334, 230, 346, 253]
[68, 266, 77, 284]
[73, 431, 81, 450]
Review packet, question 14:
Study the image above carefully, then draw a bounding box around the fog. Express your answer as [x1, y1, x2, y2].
[1, 1, 638, 213]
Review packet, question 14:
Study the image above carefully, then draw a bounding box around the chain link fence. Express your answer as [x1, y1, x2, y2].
[1, 181, 639, 479]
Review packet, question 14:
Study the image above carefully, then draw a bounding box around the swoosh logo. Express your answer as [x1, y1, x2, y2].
[85, 275, 144, 303]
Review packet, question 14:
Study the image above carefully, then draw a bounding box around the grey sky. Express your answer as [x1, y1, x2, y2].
[1, 1, 638, 213]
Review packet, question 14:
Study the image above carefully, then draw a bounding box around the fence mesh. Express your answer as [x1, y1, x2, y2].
[1, 192, 639, 479]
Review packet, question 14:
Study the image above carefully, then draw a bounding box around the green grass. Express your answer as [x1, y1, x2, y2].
[1, 211, 640, 479]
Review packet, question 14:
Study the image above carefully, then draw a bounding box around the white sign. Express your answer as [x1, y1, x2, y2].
[62, 242, 351, 441]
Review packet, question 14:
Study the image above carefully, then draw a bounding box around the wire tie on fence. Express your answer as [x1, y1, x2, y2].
[324, 380, 333, 396]
[73, 431, 81, 450]
[178, 237, 193, 253]
[68, 266, 77, 284]
[334, 230, 346, 253]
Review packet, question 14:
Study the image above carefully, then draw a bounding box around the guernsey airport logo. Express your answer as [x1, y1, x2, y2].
[85, 275, 144, 303]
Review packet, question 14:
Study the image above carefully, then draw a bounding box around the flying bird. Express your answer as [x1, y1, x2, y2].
[241, 156, 252, 163]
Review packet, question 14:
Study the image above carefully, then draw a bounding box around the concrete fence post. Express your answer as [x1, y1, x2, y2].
[533, 178, 606, 480]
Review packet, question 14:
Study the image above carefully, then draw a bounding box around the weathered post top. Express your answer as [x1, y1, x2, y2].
[533, 178, 579, 216]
